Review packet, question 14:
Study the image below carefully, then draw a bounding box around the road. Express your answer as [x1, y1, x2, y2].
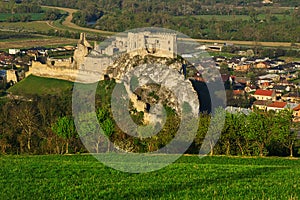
[42, 6, 114, 35]
[42, 5, 300, 48]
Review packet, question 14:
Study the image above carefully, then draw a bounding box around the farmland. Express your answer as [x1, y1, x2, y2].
[0, 155, 299, 199]
[0, 35, 77, 49]
[0, 21, 52, 32]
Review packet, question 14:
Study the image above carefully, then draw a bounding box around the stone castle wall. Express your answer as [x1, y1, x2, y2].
[46, 58, 73, 68]
[127, 32, 177, 58]
[6, 69, 18, 83]
[26, 61, 105, 83]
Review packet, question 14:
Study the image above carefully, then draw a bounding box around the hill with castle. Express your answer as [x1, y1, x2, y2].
[26, 31, 178, 83]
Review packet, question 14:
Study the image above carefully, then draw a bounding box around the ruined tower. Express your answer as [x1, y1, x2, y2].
[73, 33, 93, 69]
[127, 32, 177, 58]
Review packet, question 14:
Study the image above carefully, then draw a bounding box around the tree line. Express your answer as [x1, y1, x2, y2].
[0, 80, 299, 156]
[0, 0, 42, 14]
[92, 10, 300, 42]
[195, 110, 299, 157]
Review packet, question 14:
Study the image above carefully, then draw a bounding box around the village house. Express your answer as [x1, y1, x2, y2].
[277, 78, 291, 86]
[225, 106, 252, 115]
[8, 49, 20, 55]
[258, 74, 280, 83]
[252, 100, 271, 111]
[273, 58, 285, 65]
[267, 66, 285, 74]
[254, 61, 270, 69]
[252, 89, 276, 101]
[227, 59, 240, 69]
[293, 62, 300, 69]
[234, 77, 251, 86]
[234, 64, 251, 72]
[266, 101, 287, 112]
[232, 89, 245, 99]
[244, 85, 257, 93]
[282, 92, 300, 103]
[271, 85, 290, 93]
[293, 104, 300, 122]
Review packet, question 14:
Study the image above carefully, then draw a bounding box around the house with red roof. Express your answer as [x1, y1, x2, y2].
[253, 89, 276, 101]
[266, 101, 287, 112]
[232, 90, 245, 99]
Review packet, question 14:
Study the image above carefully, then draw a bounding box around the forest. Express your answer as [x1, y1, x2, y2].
[1, 0, 299, 42]
[40, 0, 300, 42]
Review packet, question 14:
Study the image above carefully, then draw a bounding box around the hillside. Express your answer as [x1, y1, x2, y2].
[8, 75, 73, 96]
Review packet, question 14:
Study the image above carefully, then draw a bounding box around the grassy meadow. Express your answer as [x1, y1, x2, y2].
[0, 13, 45, 22]
[0, 21, 52, 32]
[8, 75, 73, 96]
[0, 155, 299, 199]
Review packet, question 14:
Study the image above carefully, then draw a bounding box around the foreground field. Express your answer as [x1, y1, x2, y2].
[0, 155, 299, 199]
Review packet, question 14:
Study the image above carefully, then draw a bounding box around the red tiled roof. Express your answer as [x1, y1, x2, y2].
[254, 89, 273, 96]
[233, 90, 244, 95]
[268, 102, 287, 108]
[293, 104, 300, 111]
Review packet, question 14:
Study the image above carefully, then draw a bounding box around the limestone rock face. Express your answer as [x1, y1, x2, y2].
[106, 54, 183, 81]
[108, 54, 199, 120]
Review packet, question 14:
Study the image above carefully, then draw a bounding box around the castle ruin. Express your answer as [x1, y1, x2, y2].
[26, 31, 178, 83]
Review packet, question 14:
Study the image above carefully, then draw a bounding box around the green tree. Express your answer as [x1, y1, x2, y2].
[101, 118, 114, 152]
[273, 110, 296, 157]
[97, 107, 114, 152]
[52, 116, 76, 154]
[246, 111, 273, 156]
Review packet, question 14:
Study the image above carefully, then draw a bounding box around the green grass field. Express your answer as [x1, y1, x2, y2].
[0, 13, 45, 22]
[8, 75, 73, 96]
[208, 51, 237, 58]
[0, 155, 299, 199]
[0, 21, 53, 32]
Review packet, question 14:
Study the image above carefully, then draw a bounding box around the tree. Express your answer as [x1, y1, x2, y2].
[12, 102, 39, 153]
[222, 113, 239, 155]
[52, 116, 77, 154]
[273, 110, 296, 157]
[197, 108, 225, 156]
[246, 111, 273, 156]
[101, 118, 114, 152]
[97, 108, 114, 152]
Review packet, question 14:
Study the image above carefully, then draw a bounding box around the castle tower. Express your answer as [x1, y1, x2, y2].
[73, 33, 93, 69]
[94, 41, 98, 50]
[79, 33, 92, 48]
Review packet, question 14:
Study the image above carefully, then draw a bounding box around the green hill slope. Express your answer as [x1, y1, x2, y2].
[8, 75, 73, 96]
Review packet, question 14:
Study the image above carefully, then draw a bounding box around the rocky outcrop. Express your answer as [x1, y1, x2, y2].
[106, 54, 184, 81]
[108, 54, 199, 125]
